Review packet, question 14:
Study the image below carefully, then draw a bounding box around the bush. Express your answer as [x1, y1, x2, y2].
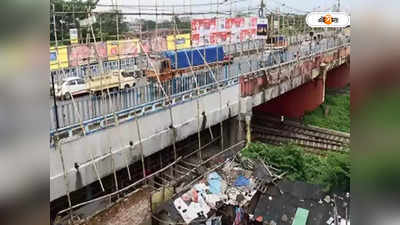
[242, 142, 350, 192]
[303, 93, 350, 133]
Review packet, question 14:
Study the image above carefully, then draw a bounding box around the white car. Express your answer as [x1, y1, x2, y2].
[55, 77, 88, 100]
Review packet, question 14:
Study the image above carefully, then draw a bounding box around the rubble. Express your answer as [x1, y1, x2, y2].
[153, 157, 351, 225]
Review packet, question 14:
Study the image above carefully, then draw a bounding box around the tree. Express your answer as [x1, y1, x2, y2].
[50, 0, 128, 45]
[93, 11, 129, 41]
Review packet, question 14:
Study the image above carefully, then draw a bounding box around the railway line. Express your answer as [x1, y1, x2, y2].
[251, 114, 350, 154]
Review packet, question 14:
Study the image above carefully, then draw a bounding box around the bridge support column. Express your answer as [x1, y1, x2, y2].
[221, 115, 247, 151]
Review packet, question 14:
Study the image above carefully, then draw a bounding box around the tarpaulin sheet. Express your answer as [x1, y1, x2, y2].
[234, 176, 250, 187]
[207, 172, 222, 194]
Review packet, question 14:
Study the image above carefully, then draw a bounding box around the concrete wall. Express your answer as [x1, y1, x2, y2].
[50, 85, 240, 201]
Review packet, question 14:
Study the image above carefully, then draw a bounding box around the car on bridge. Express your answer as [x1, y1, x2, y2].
[54, 69, 145, 100]
[54, 76, 88, 100]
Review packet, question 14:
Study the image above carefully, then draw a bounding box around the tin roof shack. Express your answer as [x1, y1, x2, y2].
[252, 180, 351, 225]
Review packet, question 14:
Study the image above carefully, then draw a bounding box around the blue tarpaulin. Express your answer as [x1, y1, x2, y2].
[234, 176, 250, 187]
[207, 172, 222, 194]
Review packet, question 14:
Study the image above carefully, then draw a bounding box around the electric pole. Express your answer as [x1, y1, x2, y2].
[51, 3, 60, 130]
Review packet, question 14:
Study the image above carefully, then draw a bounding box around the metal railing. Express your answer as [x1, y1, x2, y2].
[49, 39, 265, 84]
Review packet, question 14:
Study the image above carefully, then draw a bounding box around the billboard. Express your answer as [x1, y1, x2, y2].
[191, 18, 217, 34]
[257, 18, 268, 36]
[107, 39, 140, 61]
[50, 46, 69, 70]
[150, 37, 167, 52]
[192, 17, 259, 47]
[209, 31, 231, 45]
[167, 33, 191, 50]
[69, 43, 107, 67]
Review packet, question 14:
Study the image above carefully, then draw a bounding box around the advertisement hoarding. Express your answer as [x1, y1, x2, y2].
[167, 33, 191, 50]
[50, 46, 69, 70]
[107, 39, 140, 61]
[68, 43, 107, 67]
[192, 17, 259, 47]
[257, 18, 268, 36]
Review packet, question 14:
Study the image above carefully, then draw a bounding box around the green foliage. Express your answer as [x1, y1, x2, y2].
[50, 0, 128, 44]
[242, 142, 350, 192]
[303, 93, 350, 133]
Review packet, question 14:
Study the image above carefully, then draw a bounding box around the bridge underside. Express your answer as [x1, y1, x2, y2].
[326, 63, 350, 89]
[253, 64, 349, 119]
[253, 77, 324, 118]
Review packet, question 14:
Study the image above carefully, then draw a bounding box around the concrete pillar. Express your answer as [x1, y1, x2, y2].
[222, 116, 247, 149]
[320, 63, 328, 102]
[245, 114, 252, 146]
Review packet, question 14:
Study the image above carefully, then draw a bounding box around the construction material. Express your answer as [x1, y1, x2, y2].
[291, 208, 309, 225]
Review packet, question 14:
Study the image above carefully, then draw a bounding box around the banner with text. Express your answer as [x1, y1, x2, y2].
[69, 43, 107, 67]
[192, 17, 258, 47]
[107, 39, 140, 61]
[50, 46, 69, 70]
[167, 33, 191, 50]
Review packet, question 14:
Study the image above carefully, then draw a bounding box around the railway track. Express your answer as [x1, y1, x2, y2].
[251, 114, 350, 154]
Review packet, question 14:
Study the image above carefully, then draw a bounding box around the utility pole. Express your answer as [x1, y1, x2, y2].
[337, 0, 340, 11]
[51, 3, 60, 130]
[259, 0, 265, 18]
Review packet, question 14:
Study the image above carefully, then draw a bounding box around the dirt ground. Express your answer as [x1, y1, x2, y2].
[82, 188, 152, 225]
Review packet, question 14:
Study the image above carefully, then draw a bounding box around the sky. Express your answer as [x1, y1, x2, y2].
[96, 0, 351, 21]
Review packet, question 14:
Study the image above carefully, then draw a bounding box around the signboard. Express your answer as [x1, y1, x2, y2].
[50, 46, 69, 70]
[69, 28, 78, 44]
[107, 39, 140, 61]
[191, 18, 217, 34]
[79, 16, 97, 27]
[191, 17, 259, 47]
[167, 33, 191, 50]
[150, 37, 167, 52]
[69, 43, 107, 66]
[257, 18, 268, 36]
[210, 31, 231, 45]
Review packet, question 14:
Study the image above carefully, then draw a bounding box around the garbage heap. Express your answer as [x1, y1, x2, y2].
[153, 157, 351, 225]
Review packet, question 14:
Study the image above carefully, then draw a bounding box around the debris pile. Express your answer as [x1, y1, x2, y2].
[154, 156, 351, 225]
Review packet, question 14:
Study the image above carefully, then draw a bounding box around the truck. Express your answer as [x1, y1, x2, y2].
[86, 69, 145, 93]
[55, 68, 146, 100]
[144, 45, 233, 82]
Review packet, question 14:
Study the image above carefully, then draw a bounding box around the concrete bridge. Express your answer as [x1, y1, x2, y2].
[50, 38, 350, 205]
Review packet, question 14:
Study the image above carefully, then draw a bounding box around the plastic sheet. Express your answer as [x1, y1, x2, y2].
[207, 172, 223, 194]
[234, 176, 250, 187]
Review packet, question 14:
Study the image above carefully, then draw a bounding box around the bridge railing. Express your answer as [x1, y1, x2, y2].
[50, 37, 350, 144]
[49, 39, 266, 84]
